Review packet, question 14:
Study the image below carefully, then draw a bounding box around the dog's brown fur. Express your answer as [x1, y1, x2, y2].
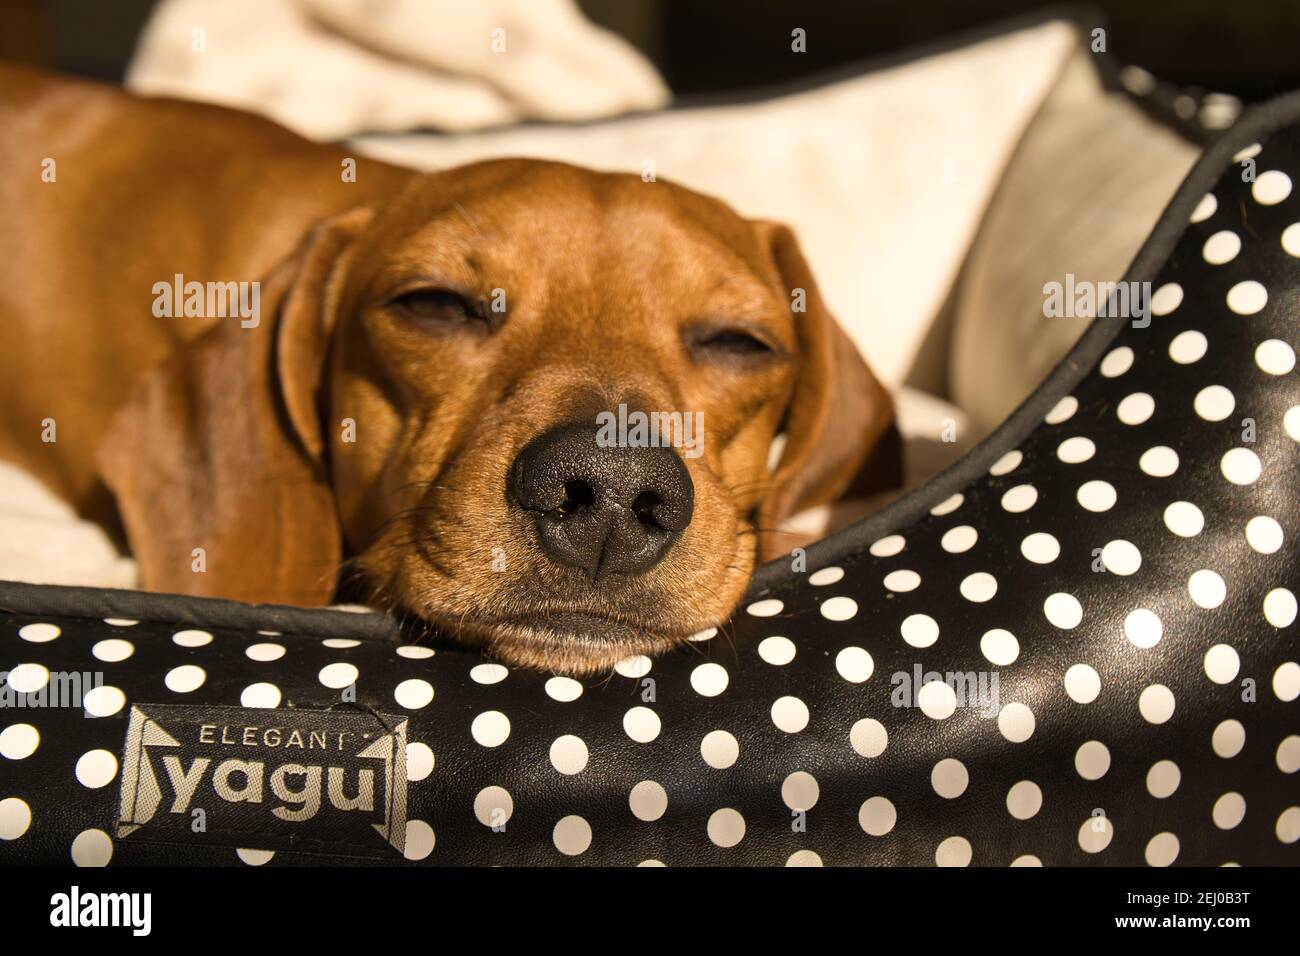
[0, 65, 898, 673]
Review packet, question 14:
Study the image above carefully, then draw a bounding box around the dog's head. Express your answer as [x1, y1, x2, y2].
[101, 159, 897, 673]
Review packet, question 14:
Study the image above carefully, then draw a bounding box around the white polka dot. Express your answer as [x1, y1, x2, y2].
[849, 718, 888, 758]
[1078, 816, 1114, 854]
[552, 815, 592, 856]
[545, 676, 583, 702]
[998, 702, 1035, 743]
[1064, 664, 1101, 704]
[941, 525, 978, 553]
[90, 638, 134, 663]
[1276, 735, 1300, 773]
[690, 663, 729, 697]
[1140, 445, 1179, 477]
[395, 678, 434, 709]
[1264, 588, 1297, 627]
[82, 685, 125, 718]
[1190, 192, 1217, 222]
[629, 781, 668, 821]
[614, 655, 652, 678]
[318, 662, 358, 689]
[1253, 169, 1292, 204]
[1147, 760, 1181, 798]
[1117, 392, 1155, 425]
[1277, 808, 1300, 844]
[71, 829, 113, 867]
[473, 786, 513, 827]
[637, 859, 666, 867]
[75, 750, 117, 789]
[406, 742, 434, 781]
[858, 796, 897, 836]
[1057, 436, 1095, 463]
[1213, 792, 1247, 830]
[1255, 339, 1296, 375]
[1226, 280, 1267, 315]
[1045, 395, 1078, 424]
[1194, 384, 1235, 421]
[1151, 282, 1184, 315]
[1100, 347, 1134, 378]
[781, 771, 820, 810]
[758, 635, 796, 665]
[869, 534, 905, 557]
[0, 797, 30, 840]
[883, 569, 920, 592]
[171, 629, 212, 648]
[918, 681, 958, 720]
[1283, 222, 1300, 257]
[1101, 539, 1142, 576]
[835, 646, 874, 682]
[1077, 480, 1116, 512]
[239, 642, 282, 664]
[18, 623, 59, 642]
[1075, 740, 1111, 780]
[900, 614, 939, 648]
[470, 663, 509, 685]
[930, 493, 964, 516]
[549, 735, 589, 775]
[935, 836, 972, 867]
[322, 638, 359, 649]
[471, 711, 511, 747]
[4, 663, 48, 694]
[1006, 780, 1042, 820]
[103, 618, 137, 627]
[980, 629, 1019, 666]
[1202, 230, 1241, 264]
[931, 759, 968, 799]
[1001, 484, 1038, 513]
[1020, 532, 1060, 563]
[240, 682, 281, 708]
[1212, 719, 1246, 759]
[1234, 143, 1261, 162]
[820, 596, 858, 621]
[1274, 662, 1300, 702]
[623, 706, 661, 743]
[809, 566, 844, 586]
[154, 663, 203, 695]
[1188, 569, 1227, 608]
[1124, 608, 1163, 648]
[707, 808, 745, 848]
[1164, 501, 1204, 537]
[396, 645, 434, 659]
[786, 850, 823, 867]
[1169, 329, 1208, 364]
[1204, 644, 1240, 684]
[403, 820, 435, 861]
[688, 627, 717, 642]
[1139, 684, 1176, 724]
[700, 730, 739, 768]
[989, 450, 1022, 476]
[1011, 855, 1043, 867]
[960, 572, 997, 602]
[1044, 592, 1083, 629]
[236, 848, 274, 866]
[1145, 832, 1180, 867]
[771, 696, 809, 733]
[0, 724, 39, 760]
[746, 598, 783, 618]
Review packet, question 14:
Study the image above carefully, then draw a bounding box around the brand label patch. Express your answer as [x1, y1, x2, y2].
[116, 703, 408, 858]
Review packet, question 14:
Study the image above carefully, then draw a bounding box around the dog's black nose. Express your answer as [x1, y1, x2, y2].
[509, 422, 694, 579]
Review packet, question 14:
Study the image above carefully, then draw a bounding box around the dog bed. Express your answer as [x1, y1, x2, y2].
[2, 47, 1298, 867]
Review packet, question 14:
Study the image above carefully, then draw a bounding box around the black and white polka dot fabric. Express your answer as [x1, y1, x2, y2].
[2, 93, 1298, 868]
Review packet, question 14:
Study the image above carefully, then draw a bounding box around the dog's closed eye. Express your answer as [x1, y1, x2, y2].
[388, 288, 492, 333]
[685, 325, 779, 362]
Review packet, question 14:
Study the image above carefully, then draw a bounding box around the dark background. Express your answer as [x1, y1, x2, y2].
[2, 0, 1298, 102]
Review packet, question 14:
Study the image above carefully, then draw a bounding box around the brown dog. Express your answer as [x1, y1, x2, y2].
[0, 65, 898, 673]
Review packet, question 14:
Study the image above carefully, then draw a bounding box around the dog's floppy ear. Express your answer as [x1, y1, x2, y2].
[97, 208, 373, 605]
[753, 222, 901, 558]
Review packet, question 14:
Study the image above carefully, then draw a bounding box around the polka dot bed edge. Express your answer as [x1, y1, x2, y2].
[2, 92, 1298, 868]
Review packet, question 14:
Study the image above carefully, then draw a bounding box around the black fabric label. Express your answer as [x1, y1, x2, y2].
[116, 703, 408, 859]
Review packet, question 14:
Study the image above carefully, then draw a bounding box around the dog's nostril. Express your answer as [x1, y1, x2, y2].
[560, 479, 596, 514]
[631, 490, 666, 530]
